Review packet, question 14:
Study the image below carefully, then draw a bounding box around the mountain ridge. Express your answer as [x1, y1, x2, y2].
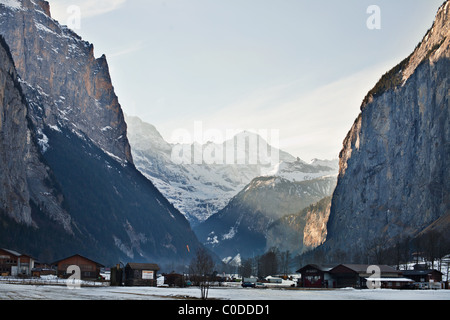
[194, 174, 337, 259]
[126, 114, 338, 227]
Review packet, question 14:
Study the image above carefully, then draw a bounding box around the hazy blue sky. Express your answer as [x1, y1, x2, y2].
[50, 0, 444, 161]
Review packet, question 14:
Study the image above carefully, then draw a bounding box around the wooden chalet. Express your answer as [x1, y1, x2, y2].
[296, 264, 335, 288]
[329, 264, 410, 289]
[53, 254, 104, 280]
[402, 267, 443, 288]
[0, 248, 36, 277]
[124, 263, 160, 287]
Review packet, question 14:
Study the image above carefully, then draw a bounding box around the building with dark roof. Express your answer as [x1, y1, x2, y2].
[53, 254, 104, 280]
[124, 263, 160, 287]
[330, 264, 409, 289]
[0, 248, 36, 276]
[296, 264, 335, 288]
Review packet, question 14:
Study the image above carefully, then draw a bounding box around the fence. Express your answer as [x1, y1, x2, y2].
[0, 276, 110, 287]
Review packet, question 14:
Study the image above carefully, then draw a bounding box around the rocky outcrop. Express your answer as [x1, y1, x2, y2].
[0, 0, 132, 164]
[266, 196, 332, 256]
[325, 1, 449, 258]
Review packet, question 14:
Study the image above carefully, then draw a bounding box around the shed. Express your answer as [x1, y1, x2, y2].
[330, 264, 402, 289]
[296, 264, 335, 288]
[164, 272, 185, 287]
[53, 254, 104, 280]
[125, 263, 160, 287]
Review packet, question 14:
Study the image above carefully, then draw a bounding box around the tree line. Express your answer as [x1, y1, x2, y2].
[297, 229, 450, 275]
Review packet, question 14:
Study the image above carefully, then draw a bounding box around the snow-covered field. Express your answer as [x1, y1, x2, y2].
[1, 283, 449, 300]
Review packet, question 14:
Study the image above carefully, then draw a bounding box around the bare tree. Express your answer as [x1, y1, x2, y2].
[423, 230, 441, 269]
[240, 258, 253, 278]
[280, 251, 291, 277]
[367, 236, 389, 264]
[258, 248, 279, 278]
[189, 248, 215, 300]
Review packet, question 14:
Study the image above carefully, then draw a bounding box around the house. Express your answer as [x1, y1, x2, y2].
[53, 254, 104, 280]
[124, 263, 160, 287]
[296, 264, 335, 288]
[0, 248, 35, 277]
[330, 264, 409, 289]
[402, 267, 443, 289]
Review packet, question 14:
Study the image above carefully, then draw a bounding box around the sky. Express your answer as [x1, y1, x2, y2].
[49, 0, 444, 161]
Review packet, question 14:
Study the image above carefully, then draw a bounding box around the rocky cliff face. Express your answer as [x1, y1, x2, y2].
[0, 0, 202, 265]
[0, 35, 71, 231]
[0, 0, 132, 164]
[266, 196, 332, 256]
[0, 35, 33, 225]
[325, 1, 449, 258]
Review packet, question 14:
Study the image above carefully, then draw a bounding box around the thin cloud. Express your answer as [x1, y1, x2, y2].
[158, 60, 395, 161]
[108, 41, 145, 58]
[49, 0, 127, 21]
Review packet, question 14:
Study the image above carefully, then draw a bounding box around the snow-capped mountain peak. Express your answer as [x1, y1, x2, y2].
[126, 115, 338, 226]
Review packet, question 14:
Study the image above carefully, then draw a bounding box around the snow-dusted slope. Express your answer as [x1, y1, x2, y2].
[126, 115, 338, 226]
[194, 175, 337, 259]
[126, 115, 269, 225]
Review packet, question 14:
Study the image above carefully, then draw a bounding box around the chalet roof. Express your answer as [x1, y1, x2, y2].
[1, 248, 22, 257]
[296, 264, 335, 273]
[402, 269, 443, 276]
[52, 254, 105, 267]
[126, 263, 160, 271]
[332, 264, 400, 274]
[1, 248, 35, 259]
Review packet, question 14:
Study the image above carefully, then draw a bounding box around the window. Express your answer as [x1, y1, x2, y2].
[306, 275, 321, 285]
[81, 264, 93, 271]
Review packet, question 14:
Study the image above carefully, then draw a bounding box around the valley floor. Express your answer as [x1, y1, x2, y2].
[0, 283, 449, 300]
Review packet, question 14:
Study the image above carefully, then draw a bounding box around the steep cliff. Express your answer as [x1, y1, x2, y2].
[325, 1, 449, 258]
[0, 34, 71, 231]
[0, 35, 34, 225]
[0, 0, 132, 164]
[0, 0, 203, 264]
[266, 196, 332, 256]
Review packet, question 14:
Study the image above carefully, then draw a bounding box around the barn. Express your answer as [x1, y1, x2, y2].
[124, 263, 160, 287]
[329, 264, 406, 289]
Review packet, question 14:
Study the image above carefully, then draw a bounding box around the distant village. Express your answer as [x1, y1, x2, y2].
[1, 247, 448, 291]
